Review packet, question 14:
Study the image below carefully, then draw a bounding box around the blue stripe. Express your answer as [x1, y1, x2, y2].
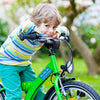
[27, 25, 36, 34]
[26, 25, 35, 34]
[10, 36, 34, 54]
[0, 59, 13, 61]
[32, 25, 36, 32]
[2, 46, 23, 61]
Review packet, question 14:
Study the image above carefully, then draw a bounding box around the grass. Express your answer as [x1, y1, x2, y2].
[32, 56, 100, 95]
[70, 58, 100, 94]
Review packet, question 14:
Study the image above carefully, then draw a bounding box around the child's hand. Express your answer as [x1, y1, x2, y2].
[52, 32, 59, 38]
[56, 26, 70, 37]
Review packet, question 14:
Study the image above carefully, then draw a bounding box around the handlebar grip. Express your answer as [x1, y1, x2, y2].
[19, 32, 40, 41]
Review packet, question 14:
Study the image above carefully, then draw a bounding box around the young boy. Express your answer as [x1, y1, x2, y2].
[0, 3, 69, 100]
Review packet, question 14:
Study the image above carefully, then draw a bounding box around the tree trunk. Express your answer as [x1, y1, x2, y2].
[93, 45, 100, 66]
[69, 28, 99, 75]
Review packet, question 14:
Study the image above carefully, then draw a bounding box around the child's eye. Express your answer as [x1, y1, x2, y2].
[53, 26, 56, 29]
[45, 25, 49, 27]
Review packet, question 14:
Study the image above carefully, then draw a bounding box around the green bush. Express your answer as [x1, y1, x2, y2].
[0, 19, 9, 46]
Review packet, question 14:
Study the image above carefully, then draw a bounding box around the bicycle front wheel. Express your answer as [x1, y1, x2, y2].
[45, 81, 100, 100]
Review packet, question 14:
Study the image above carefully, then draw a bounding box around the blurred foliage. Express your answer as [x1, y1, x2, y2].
[3, 0, 100, 58]
[7, 0, 48, 23]
[82, 24, 99, 52]
[58, 6, 67, 17]
[17, 0, 46, 7]
[74, 23, 100, 55]
[8, 4, 19, 24]
[0, 19, 9, 46]
[81, 24, 100, 42]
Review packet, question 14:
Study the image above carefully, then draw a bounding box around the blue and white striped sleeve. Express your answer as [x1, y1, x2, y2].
[19, 20, 37, 34]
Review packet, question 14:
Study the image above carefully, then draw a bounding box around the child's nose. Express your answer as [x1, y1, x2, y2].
[49, 28, 53, 33]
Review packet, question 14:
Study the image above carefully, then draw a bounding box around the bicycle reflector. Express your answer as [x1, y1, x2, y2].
[66, 61, 73, 73]
[61, 61, 73, 73]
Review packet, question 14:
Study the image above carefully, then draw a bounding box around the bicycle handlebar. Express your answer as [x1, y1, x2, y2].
[19, 32, 41, 41]
[19, 32, 70, 43]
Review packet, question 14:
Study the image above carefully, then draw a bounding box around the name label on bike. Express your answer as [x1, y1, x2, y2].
[39, 67, 52, 80]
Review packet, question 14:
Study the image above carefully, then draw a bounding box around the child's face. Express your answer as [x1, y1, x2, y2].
[38, 21, 58, 37]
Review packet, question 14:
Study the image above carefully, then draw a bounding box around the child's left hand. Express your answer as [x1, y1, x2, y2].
[56, 26, 70, 37]
[52, 32, 59, 38]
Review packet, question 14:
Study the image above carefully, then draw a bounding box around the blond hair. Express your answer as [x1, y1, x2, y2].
[30, 3, 61, 27]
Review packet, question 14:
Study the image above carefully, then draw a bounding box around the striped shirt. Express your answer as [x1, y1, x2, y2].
[0, 20, 43, 66]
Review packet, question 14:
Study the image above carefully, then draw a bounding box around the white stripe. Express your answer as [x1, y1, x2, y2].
[0, 60, 31, 66]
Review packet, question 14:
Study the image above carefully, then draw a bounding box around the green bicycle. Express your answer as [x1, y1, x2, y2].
[0, 32, 100, 100]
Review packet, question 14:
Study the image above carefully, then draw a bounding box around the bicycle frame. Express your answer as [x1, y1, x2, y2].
[21, 53, 63, 100]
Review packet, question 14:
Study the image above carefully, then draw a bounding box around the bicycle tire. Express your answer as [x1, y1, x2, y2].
[0, 84, 5, 100]
[44, 81, 100, 100]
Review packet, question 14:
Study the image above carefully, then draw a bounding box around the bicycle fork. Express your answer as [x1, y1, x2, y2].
[54, 75, 62, 100]
[50, 54, 70, 100]
[54, 76, 71, 100]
